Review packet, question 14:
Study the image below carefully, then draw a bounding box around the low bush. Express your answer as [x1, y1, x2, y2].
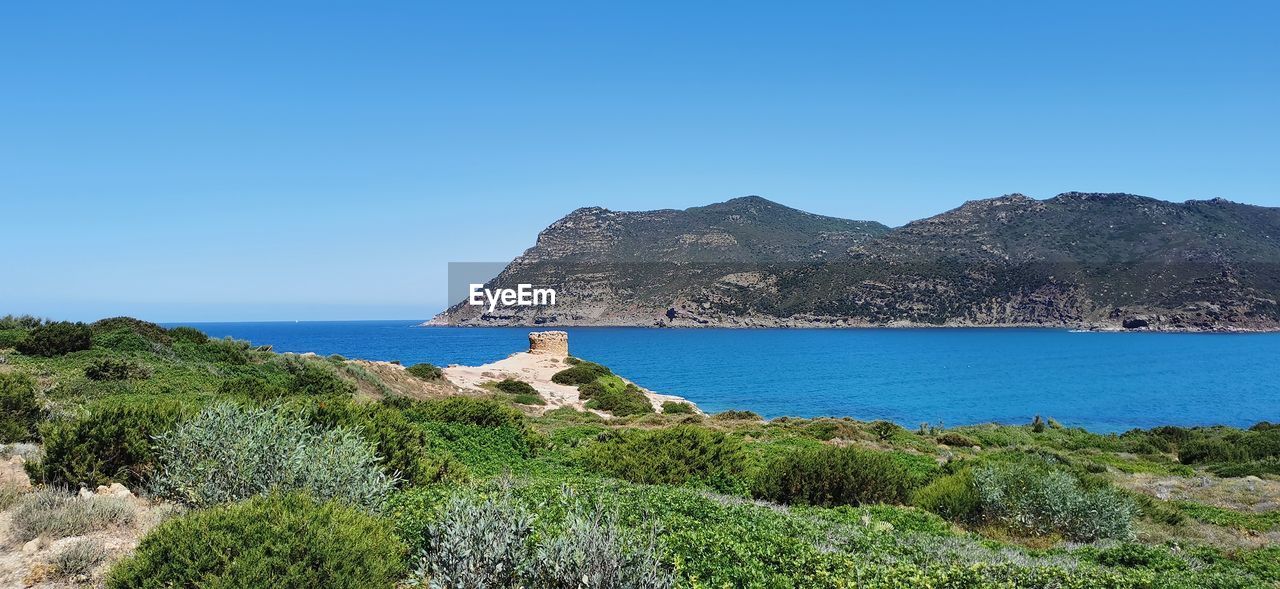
[414, 490, 672, 589]
[415, 489, 534, 588]
[166, 325, 209, 344]
[577, 426, 746, 489]
[869, 420, 901, 441]
[493, 379, 546, 405]
[150, 403, 394, 510]
[542, 406, 606, 423]
[217, 371, 290, 400]
[494, 378, 537, 396]
[0, 372, 41, 443]
[936, 432, 979, 447]
[107, 493, 407, 589]
[551, 361, 612, 385]
[405, 396, 526, 428]
[752, 445, 917, 507]
[51, 538, 108, 578]
[712, 410, 762, 421]
[308, 400, 467, 487]
[279, 355, 356, 397]
[0, 314, 44, 330]
[406, 362, 443, 380]
[92, 328, 155, 353]
[661, 401, 695, 414]
[0, 328, 27, 349]
[913, 470, 979, 522]
[972, 464, 1136, 541]
[16, 321, 92, 357]
[90, 317, 170, 344]
[9, 488, 135, 542]
[84, 358, 152, 381]
[585, 383, 653, 417]
[533, 503, 671, 589]
[178, 336, 252, 365]
[31, 397, 197, 488]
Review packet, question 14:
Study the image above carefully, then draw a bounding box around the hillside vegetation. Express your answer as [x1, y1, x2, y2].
[0, 314, 1278, 587]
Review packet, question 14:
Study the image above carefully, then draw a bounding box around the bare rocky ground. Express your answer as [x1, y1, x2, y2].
[1115, 470, 1280, 550]
[0, 449, 177, 589]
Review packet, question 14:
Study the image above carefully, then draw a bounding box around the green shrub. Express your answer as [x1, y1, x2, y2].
[0, 314, 45, 330]
[92, 328, 155, 353]
[107, 492, 407, 589]
[217, 371, 290, 400]
[16, 321, 92, 357]
[178, 336, 252, 365]
[493, 379, 545, 405]
[0, 372, 41, 442]
[661, 401, 695, 414]
[551, 361, 612, 385]
[972, 464, 1136, 541]
[31, 397, 197, 488]
[585, 383, 653, 417]
[869, 420, 901, 441]
[713, 410, 762, 421]
[752, 445, 917, 507]
[308, 400, 467, 487]
[494, 378, 537, 395]
[406, 362, 443, 380]
[913, 470, 979, 522]
[542, 406, 606, 423]
[84, 357, 152, 381]
[280, 355, 356, 397]
[406, 397, 526, 428]
[150, 403, 394, 510]
[0, 328, 27, 349]
[90, 317, 171, 344]
[166, 325, 209, 344]
[936, 432, 979, 447]
[9, 488, 135, 542]
[577, 426, 746, 489]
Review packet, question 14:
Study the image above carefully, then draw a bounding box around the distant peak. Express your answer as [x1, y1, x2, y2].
[695, 195, 783, 210]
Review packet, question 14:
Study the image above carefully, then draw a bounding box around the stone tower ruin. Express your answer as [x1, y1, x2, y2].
[528, 331, 569, 356]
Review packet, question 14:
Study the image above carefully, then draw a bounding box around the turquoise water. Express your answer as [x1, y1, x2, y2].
[173, 321, 1280, 433]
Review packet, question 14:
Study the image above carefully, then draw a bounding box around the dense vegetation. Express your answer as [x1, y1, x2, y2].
[0, 315, 1277, 587]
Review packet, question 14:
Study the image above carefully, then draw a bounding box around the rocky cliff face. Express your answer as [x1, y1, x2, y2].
[431, 193, 1280, 331]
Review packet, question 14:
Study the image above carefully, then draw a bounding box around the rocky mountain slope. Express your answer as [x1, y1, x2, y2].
[431, 193, 1280, 331]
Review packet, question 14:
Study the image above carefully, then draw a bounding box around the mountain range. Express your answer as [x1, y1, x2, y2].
[430, 193, 1280, 331]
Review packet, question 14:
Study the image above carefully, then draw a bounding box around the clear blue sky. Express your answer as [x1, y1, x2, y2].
[2, 2, 1276, 321]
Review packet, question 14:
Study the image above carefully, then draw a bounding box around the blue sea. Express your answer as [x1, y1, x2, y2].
[169, 321, 1280, 433]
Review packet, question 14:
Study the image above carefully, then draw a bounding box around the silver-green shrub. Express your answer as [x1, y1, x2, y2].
[414, 490, 672, 589]
[150, 403, 393, 510]
[532, 503, 673, 589]
[416, 490, 534, 588]
[973, 465, 1135, 542]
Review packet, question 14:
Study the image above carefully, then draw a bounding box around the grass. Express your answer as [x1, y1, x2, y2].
[1175, 501, 1280, 532]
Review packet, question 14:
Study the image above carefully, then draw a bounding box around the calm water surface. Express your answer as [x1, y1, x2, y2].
[170, 321, 1280, 433]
